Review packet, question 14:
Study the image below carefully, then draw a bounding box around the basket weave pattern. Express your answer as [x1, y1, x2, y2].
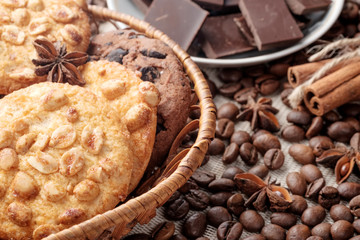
[45, 6, 216, 240]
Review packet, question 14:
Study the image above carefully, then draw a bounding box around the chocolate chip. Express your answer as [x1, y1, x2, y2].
[106, 48, 128, 64]
[140, 49, 167, 59]
[140, 66, 160, 82]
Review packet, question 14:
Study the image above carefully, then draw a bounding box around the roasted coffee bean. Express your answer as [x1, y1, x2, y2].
[227, 193, 245, 216]
[287, 109, 312, 126]
[245, 65, 266, 77]
[309, 136, 334, 157]
[339, 102, 360, 117]
[208, 138, 225, 155]
[331, 220, 354, 240]
[300, 164, 323, 183]
[318, 186, 340, 209]
[217, 103, 239, 120]
[344, 117, 360, 131]
[264, 148, 284, 170]
[165, 198, 189, 220]
[179, 179, 198, 193]
[219, 82, 242, 97]
[242, 234, 266, 240]
[222, 166, 244, 180]
[240, 77, 254, 88]
[261, 224, 286, 240]
[289, 144, 315, 165]
[341, 1, 359, 19]
[206, 79, 217, 98]
[286, 172, 307, 196]
[306, 177, 326, 199]
[201, 154, 210, 166]
[290, 195, 308, 215]
[239, 142, 258, 165]
[338, 182, 360, 200]
[311, 222, 332, 240]
[207, 206, 232, 227]
[218, 68, 243, 83]
[255, 74, 280, 96]
[222, 143, 239, 164]
[185, 189, 209, 210]
[170, 234, 187, 240]
[151, 221, 175, 240]
[270, 212, 297, 229]
[349, 195, 360, 217]
[252, 133, 281, 155]
[210, 192, 233, 206]
[248, 164, 269, 179]
[123, 234, 151, 240]
[353, 219, 360, 233]
[323, 110, 341, 122]
[306, 236, 323, 240]
[301, 206, 326, 227]
[216, 119, 235, 139]
[196, 238, 210, 240]
[306, 116, 323, 139]
[191, 170, 216, 188]
[183, 212, 207, 238]
[330, 204, 354, 222]
[327, 121, 356, 143]
[234, 87, 258, 104]
[166, 191, 182, 205]
[230, 130, 251, 146]
[281, 88, 293, 108]
[287, 225, 311, 240]
[217, 221, 243, 240]
[350, 236, 360, 240]
[350, 132, 360, 151]
[208, 178, 236, 192]
[269, 63, 289, 77]
[281, 125, 305, 142]
[239, 210, 264, 233]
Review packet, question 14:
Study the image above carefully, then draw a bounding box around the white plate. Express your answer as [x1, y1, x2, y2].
[107, 0, 344, 68]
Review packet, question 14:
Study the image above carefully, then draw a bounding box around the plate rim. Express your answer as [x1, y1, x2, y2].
[106, 0, 344, 68]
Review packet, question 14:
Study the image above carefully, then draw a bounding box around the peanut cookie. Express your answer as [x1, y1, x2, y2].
[0, 0, 90, 94]
[88, 30, 192, 174]
[0, 82, 133, 239]
[81, 60, 159, 192]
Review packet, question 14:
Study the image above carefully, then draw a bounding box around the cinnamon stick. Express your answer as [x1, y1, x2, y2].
[304, 61, 360, 116]
[288, 58, 360, 88]
[288, 59, 330, 88]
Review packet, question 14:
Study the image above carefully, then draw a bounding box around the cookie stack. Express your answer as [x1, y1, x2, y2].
[0, 0, 191, 239]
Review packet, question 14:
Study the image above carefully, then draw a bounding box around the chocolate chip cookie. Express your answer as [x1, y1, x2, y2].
[89, 30, 192, 173]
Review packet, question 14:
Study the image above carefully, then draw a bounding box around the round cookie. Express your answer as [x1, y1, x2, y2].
[0, 82, 133, 239]
[88, 29, 192, 174]
[81, 60, 159, 192]
[0, 0, 91, 94]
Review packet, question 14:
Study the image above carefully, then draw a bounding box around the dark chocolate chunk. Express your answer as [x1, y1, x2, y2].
[193, 0, 224, 10]
[239, 0, 303, 50]
[145, 0, 209, 50]
[140, 66, 160, 82]
[285, 0, 331, 15]
[199, 13, 254, 58]
[140, 49, 167, 59]
[105, 48, 129, 64]
[233, 16, 256, 46]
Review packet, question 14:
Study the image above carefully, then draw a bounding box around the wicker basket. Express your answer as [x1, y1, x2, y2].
[44, 5, 216, 240]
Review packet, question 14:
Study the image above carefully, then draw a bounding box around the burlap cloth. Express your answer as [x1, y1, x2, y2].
[127, 66, 358, 239]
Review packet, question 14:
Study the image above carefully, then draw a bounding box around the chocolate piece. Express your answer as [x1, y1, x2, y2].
[193, 0, 224, 10]
[224, 0, 239, 7]
[145, 0, 209, 50]
[199, 13, 254, 58]
[239, 0, 303, 50]
[233, 16, 256, 46]
[131, 0, 152, 13]
[285, 0, 331, 15]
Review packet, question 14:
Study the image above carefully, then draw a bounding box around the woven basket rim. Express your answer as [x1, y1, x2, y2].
[45, 5, 216, 240]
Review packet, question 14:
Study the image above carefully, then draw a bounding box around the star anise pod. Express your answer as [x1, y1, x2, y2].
[32, 37, 88, 85]
[237, 97, 280, 132]
[316, 144, 349, 168]
[234, 173, 292, 212]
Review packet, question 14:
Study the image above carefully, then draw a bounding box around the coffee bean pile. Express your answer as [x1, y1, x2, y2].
[123, 2, 360, 240]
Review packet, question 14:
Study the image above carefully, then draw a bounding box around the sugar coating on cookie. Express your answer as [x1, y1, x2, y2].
[0, 82, 133, 239]
[82, 60, 160, 192]
[0, 0, 91, 94]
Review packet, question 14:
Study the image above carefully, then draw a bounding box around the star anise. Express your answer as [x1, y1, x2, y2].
[32, 37, 88, 85]
[237, 97, 280, 132]
[234, 173, 292, 212]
